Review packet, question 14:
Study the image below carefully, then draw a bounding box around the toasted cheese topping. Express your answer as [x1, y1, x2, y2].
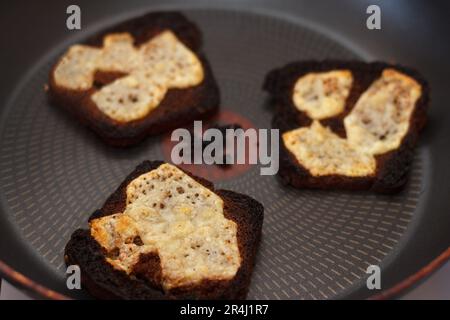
[283, 121, 376, 177]
[53, 31, 204, 122]
[90, 163, 240, 291]
[293, 70, 353, 120]
[285, 68, 422, 177]
[344, 69, 422, 155]
[54, 45, 102, 90]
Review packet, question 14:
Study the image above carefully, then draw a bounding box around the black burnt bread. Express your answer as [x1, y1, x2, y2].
[65, 160, 264, 300]
[263, 60, 430, 193]
[48, 12, 220, 147]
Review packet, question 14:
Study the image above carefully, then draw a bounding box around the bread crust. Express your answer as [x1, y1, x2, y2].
[65, 161, 263, 299]
[263, 60, 429, 193]
[48, 12, 220, 147]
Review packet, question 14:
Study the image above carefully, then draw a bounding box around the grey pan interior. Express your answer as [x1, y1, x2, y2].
[0, 0, 449, 299]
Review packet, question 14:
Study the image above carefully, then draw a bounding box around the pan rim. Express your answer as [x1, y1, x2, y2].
[1, 246, 449, 300]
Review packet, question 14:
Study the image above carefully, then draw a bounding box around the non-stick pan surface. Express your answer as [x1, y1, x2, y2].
[1, 0, 450, 300]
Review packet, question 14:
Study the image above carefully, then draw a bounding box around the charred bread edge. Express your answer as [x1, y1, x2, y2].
[48, 12, 220, 147]
[65, 160, 264, 299]
[263, 60, 430, 193]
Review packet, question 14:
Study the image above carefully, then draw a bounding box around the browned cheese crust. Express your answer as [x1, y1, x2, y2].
[263, 61, 429, 193]
[48, 12, 220, 147]
[65, 161, 263, 299]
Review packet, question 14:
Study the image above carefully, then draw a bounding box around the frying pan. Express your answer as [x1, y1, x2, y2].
[1, 0, 450, 300]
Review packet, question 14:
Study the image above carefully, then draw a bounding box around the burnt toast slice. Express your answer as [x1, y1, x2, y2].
[263, 61, 429, 193]
[48, 12, 220, 147]
[65, 161, 263, 299]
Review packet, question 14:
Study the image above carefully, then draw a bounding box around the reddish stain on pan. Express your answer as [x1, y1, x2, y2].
[160, 109, 257, 182]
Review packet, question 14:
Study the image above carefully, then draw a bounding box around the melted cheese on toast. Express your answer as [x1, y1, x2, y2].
[90, 163, 240, 291]
[283, 121, 376, 177]
[285, 68, 421, 177]
[53, 31, 204, 122]
[292, 70, 353, 120]
[344, 69, 422, 155]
